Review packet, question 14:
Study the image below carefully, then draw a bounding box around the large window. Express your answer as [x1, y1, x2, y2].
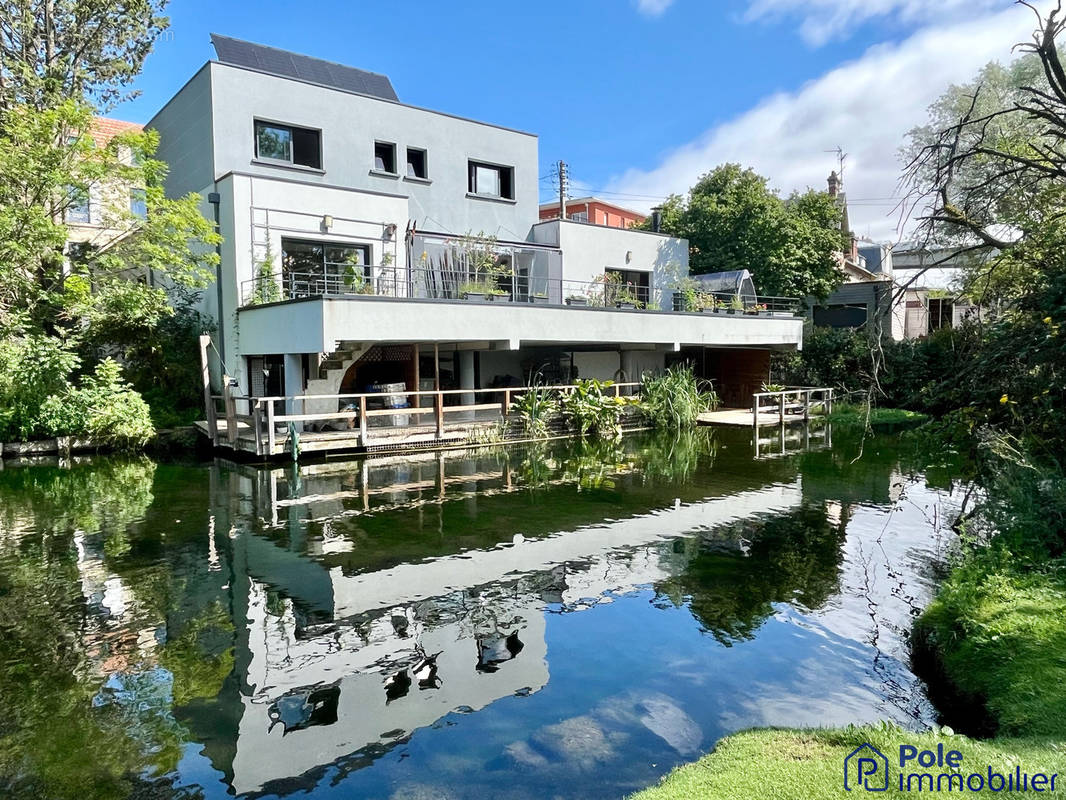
[468, 160, 514, 200]
[281, 238, 371, 296]
[255, 120, 322, 169]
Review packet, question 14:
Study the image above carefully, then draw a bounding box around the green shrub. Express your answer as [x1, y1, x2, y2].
[0, 334, 81, 440]
[76, 359, 154, 448]
[0, 338, 153, 448]
[641, 365, 718, 428]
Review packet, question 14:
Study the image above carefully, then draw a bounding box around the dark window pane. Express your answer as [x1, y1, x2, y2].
[406, 148, 427, 178]
[292, 127, 321, 169]
[375, 142, 396, 173]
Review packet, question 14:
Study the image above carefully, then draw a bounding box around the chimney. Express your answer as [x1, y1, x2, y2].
[827, 171, 840, 198]
[650, 206, 662, 233]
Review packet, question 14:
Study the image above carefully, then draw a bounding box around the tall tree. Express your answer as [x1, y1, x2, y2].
[642, 164, 848, 300]
[0, 1, 221, 438]
[0, 0, 168, 112]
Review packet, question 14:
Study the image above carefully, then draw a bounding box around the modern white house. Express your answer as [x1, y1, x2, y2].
[147, 35, 804, 452]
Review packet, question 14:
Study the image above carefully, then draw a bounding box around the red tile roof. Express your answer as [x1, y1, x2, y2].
[90, 117, 143, 147]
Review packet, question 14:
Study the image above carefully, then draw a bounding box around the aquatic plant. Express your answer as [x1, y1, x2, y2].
[512, 383, 559, 439]
[560, 379, 634, 440]
[641, 365, 719, 429]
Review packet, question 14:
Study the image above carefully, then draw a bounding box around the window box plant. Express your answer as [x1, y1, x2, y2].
[531, 293, 549, 305]
[565, 295, 588, 306]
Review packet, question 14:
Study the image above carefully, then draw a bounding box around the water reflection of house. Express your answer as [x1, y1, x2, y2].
[194, 453, 804, 795]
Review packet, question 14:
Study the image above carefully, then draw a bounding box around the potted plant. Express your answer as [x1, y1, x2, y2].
[460, 279, 506, 302]
[531, 292, 549, 305]
[673, 277, 703, 313]
[597, 272, 644, 310]
[456, 231, 513, 303]
[566, 294, 588, 306]
[726, 296, 744, 314]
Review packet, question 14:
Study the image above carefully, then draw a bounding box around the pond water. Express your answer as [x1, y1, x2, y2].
[0, 427, 963, 800]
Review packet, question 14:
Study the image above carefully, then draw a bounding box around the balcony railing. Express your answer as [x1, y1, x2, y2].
[239, 266, 800, 316]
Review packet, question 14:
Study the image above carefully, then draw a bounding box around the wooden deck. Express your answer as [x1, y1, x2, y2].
[698, 387, 833, 428]
[697, 408, 786, 427]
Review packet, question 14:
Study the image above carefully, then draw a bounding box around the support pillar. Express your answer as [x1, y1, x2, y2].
[459, 350, 475, 416]
[283, 353, 304, 430]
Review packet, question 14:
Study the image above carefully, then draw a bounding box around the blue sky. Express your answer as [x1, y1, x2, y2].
[116, 0, 1034, 241]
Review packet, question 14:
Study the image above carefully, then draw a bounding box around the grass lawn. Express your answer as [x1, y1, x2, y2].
[629, 727, 1066, 799]
[827, 403, 929, 428]
[913, 559, 1066, 739]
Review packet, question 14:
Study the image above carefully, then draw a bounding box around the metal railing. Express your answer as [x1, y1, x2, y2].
[240, 266, 800, 315]
[672, 291, 801, 315]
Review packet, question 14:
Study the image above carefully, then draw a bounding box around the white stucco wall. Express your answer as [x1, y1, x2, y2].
[530, 219, 688, 310]
[208, 62, 539, 242]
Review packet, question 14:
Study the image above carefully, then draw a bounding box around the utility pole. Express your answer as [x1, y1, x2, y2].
[558, 160, 568, 221]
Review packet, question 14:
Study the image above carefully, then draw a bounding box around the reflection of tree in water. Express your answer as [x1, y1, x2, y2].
[0, 457, 156, 553]
[655, 503, 846, 646]
[0, 458, 230, 799]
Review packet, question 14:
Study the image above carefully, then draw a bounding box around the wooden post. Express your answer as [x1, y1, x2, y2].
[222, 375, 238, 444]
[253, 401, 263, 456]
[503, 388, 511, 416]
[753, 393, 759, 428]
[433, 343, 440, 390]
[412, 342, 420, 409]
[435, 391, 444, 439]
[614, 383, 621, 398]
[358, 395, 368, 444]
[803, 389, 811, 421]
[199, 335, 218, 445]
[266, 401, 276, 454]
[778, 391, 784, 425]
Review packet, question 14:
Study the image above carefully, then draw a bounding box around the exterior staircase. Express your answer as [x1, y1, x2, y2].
[304, 340, 368, 399]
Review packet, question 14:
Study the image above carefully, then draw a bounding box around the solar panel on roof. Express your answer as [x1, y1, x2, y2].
[210, 34, 398, 101]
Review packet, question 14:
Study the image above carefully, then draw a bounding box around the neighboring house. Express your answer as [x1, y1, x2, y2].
[538, 197, 646, 228]
[891, 242, 986, 338]
[810, 172, 904, 339]
[147, 34, 803, 417]
[64, 117, 147, 251]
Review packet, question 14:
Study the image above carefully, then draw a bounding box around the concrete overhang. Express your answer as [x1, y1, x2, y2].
[237, 296, 805, 356]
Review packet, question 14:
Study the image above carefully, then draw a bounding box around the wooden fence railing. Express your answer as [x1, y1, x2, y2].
[206, 382, 643, 456]
[751, 387, 833, 427]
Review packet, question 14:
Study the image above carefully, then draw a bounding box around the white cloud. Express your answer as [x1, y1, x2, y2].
[742, 0, 1003, 47]
[635, 0, 674, 17]
[606, 7, 1032, 242]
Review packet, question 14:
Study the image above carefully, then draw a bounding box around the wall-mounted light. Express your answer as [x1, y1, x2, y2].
[322, 214, 334, 231]
[384, 223, 397, 239]
[625, 250, 633, 264]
